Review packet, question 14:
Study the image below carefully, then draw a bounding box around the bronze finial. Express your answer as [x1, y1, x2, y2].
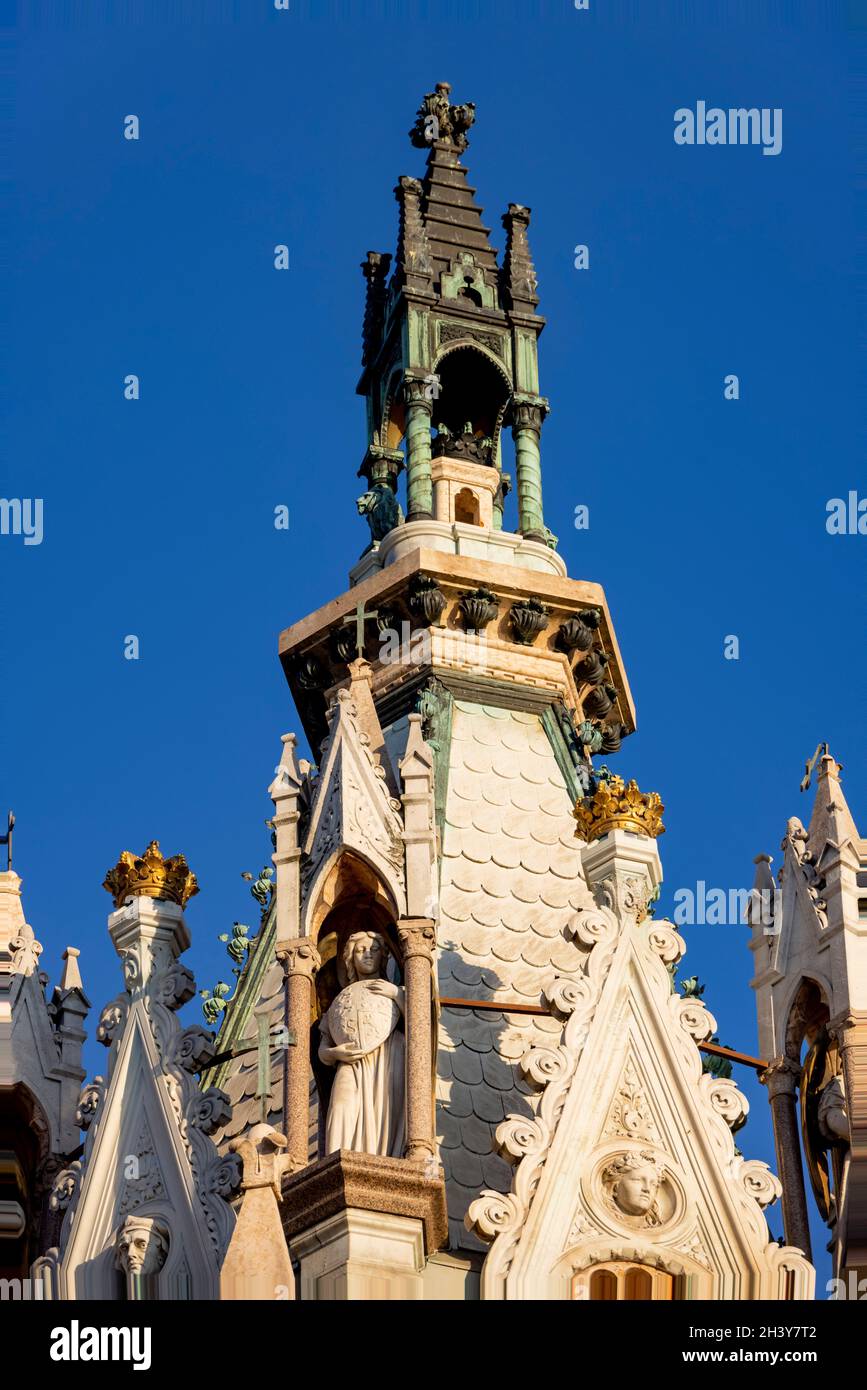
[574, 776, 665, 842]
[103, 840, 199, 909]
[409, 81, 476, 153]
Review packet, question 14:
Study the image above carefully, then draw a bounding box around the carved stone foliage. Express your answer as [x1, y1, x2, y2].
[75, 1077, 105, 1132]
[781, 816, 828, 929]
[603, 1060, 662, 1146]
[9, 921, 43, 976]
[118, 1127, 166, 1216]
[438, 321, 504, 359]
[175, 1025, 216, 1073]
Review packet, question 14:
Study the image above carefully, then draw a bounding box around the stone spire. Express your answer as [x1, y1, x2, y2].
[355, 81, 549, 544]
[807, 753, 860, 855]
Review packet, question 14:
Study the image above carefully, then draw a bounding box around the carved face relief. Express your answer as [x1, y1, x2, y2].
[115, 1215, 169, 1279]
[599, 1149, 672, 1230]
[614, 1162, 659, 1216]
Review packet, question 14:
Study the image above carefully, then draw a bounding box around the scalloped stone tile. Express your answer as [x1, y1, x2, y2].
[451, 1045, 485, 1086]
[434, 702, 595, 1249]
[489, 934, 524, 963]
[471, 1085, 505, 1123]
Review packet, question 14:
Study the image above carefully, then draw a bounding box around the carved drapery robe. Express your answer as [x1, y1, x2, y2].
[321, 980, 405, 1157]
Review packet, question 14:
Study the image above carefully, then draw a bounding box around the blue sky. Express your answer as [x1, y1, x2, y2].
[6, 1, 863, 1283]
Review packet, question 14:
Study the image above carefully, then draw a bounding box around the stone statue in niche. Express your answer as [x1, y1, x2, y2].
[818, 1068, 848, 1144]
[318, 931, 406, 1157]
[601, 1149, 666, 1228]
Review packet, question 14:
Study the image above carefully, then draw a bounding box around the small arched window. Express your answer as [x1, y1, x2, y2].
[454, 488, 481, 526]
[575, 1262, 676, 1301]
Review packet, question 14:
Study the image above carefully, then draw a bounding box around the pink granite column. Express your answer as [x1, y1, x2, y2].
[277, 938, 320, 1172]
[398, 918, 437, 1164]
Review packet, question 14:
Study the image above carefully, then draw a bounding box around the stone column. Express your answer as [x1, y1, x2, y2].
[277, 938, 321, 1171]
[492, 470, 511, 532]
[397, 918, 436, 1163]
[269, 733, 303, 941]
[403, 377, 434, 522]
[761, 1056, 812, 1260]
[511, 396, 548, 542]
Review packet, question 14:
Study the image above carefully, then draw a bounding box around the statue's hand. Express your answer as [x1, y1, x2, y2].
[366, 979, 398, 999]
[322, 1042, 364, 1064]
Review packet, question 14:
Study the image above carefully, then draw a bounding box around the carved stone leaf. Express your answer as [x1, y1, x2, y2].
[603, 1059, 663, 1145]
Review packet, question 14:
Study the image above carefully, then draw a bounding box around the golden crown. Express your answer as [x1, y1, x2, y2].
[103, 840, 199, 909]
[574, 776, 665, 842]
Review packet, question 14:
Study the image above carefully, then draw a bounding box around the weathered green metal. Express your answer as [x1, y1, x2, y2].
[511, 396, 549, 541]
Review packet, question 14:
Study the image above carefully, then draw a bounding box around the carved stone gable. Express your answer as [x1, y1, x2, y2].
[466, 893, 814, 1300]
[302, 690, 407, 915]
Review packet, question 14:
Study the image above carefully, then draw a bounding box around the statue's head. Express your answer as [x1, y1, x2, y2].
[602, 1150, 663, 1221]
[114, 1215, 170, 1279]
[342, 930, 388, 984]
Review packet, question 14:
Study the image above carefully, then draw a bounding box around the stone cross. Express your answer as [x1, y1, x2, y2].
[341, 600, 380, 659]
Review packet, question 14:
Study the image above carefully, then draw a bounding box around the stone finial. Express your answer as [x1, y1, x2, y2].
[220, 1125, 295, 1301]
[394, 176, 433, 288]
[502, 203, 540, 311]
[409, 80, 476, 152]
[574, 776, 665, 842]
[360, 250, 392, 365]
[269, 732, 303, 802]
[59, 946, 84, 992]
[103, 841, 199, 910]
[748, 854, 777, 933]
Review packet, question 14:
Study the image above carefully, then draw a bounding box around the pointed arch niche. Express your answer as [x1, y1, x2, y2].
[305, 850, 403, 1161]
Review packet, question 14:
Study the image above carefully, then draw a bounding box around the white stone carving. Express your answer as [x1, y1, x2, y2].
[45, 894, 235, 1299]
[301, 691, 407, 923]
[318, 931, 406, 1157]
[602, 1060, 662, 1145]
[466, 828, 814, 1299]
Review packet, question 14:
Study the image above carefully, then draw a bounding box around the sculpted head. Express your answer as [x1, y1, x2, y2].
[602, 1150, 663, 1223]
[342, 930, 388, 984]
[114, 1215, 170, 1279]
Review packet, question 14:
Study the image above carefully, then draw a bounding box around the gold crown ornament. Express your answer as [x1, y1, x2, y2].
[573, 776, 665, 842]
[103, 840, 199, 909]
